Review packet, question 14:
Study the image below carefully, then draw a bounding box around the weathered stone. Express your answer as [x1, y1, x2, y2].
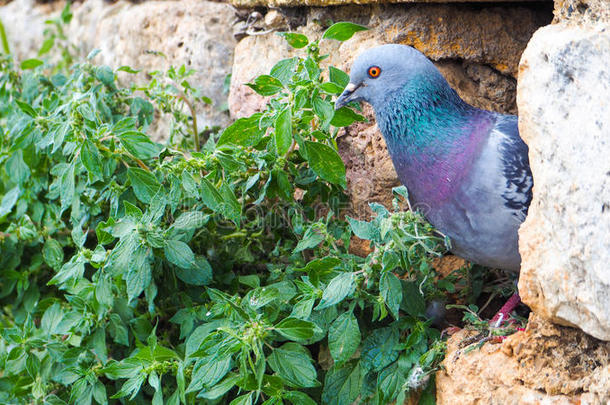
[0, 0, 65, 61]
[554, 0, 610, 23]
[231, 0, 544, 8]
[516, 23, 610, 341]
[69, 0, 236, 140]
[229, 4, 550, 220]
[436, 313, 610, 404]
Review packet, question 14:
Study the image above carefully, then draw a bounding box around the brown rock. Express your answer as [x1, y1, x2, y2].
[230, 0, 545, 7]
[437, 313, 610, 404]
[69, 0, 236, 141]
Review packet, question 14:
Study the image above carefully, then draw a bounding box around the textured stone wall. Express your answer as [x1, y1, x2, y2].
[517, 0, 610, 341]
[230, 0, 545, 7]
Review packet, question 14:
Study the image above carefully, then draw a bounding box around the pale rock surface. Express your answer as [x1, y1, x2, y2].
[0, 0, 64, 61]
[69, 0, 236, 138]
[517, 23, 610, 341]
[230, 0, 543, 7]
[0, 0, 236, 139]
[554, 0, 610, 23]
[436, 313, 610, 404]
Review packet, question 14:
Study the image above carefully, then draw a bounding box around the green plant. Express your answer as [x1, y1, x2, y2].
[0, 15, 454, 404]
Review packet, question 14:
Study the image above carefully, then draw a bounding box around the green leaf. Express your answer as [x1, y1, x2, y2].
[43, 239, 64, 270]
[328, 311, 360, 364]
[60, 163, 75, 212]
[316, 272, 355, 310]
[187, 355, 232, 393]
[175, 256, 212, 286]
[119, 131, 160, 159]
[127, 167, 161, 204]
[246, 75, 284, 96]
[125, 247, 151, 302]
[38, 37, 55, 56]
[164, 239, 196, 269]
[15, 100, 37, 117]
[312, 96, 334, 128]
[270, 57, 299, 85]
[330, 107, 366, 127]
[268, 343, 319, 388]
[320, 82, 344, 95]
[322, 22, 368, 41]
[111, 373, 146, 400]
[347, 216, 379, 241]
[217, 113, 264, 147]
[274, 107, 292, 156]
[80, 139, 103, 180]
[377, 362, 403, 403]
[278, 32, 309, 49]
[199, 177, 224, 212]
[117, 65, 141, 74]
[283, 391, 317, 405]
[400, 280, 426, 317]
[197, 374, 240, 400]
[274, 317, 315, 341]
[6, 149, 31, 185]
[304, 141, 346, 188]
[220, 182, 241, 224]
[322, 362, 361, 405]
[230, 393, 254, 405]
[95, 65, 115, 87]
[41, 303, 64, 335]
[20, 58, 43, 70]
[380, 272, 402, 319]
[173, 211, 208, 230]
[0, 186, 20, 217]
[361, 327, 399, 372]
[293, 227, 325, 253]
[329, 66, 350, 88]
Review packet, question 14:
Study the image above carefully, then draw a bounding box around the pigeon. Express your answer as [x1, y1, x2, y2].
[335, 44, 533, 274]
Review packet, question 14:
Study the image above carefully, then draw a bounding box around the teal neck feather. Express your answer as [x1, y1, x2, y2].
[375, 75, 493, 204]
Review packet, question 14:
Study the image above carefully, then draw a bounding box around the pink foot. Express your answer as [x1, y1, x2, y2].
[490, 292, 521, 327]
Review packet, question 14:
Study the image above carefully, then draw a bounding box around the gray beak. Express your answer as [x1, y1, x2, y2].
[335, 82, 361, 110]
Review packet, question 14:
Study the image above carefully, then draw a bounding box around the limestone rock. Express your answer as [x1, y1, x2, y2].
[517, 23, 610, 340]
[69, 0, 236, 139]
[230, 0, 543, 7]
[554, 0, 610, 23]
[436, 313, 610, 404]
[0, 0, 64, 61]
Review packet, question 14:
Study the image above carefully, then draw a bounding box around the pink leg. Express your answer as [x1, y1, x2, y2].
[490, 292, 521, 326]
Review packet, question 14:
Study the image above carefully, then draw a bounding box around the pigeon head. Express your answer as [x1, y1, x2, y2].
[335, 44, 442, 111]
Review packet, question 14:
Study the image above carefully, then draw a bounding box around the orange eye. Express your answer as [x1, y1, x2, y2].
[368, 66, 381, 78]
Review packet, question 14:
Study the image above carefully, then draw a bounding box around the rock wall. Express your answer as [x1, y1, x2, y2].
[517, 1, 610, 341]
[1, 0, 236, 134]
[437, 313, 610, 404]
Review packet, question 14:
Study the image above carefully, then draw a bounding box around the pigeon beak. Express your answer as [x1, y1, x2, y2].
[335, 82, 361, 110]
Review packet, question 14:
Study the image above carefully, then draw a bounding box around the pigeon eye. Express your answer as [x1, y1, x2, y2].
[368, 66, 381, 78]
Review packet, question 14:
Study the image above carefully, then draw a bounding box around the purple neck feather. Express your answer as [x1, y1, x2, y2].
[376, 80, 494, 206]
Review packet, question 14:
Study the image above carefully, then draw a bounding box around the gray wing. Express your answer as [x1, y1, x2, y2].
[430, 113, 532, 271]
[496, 115, 533, 222]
